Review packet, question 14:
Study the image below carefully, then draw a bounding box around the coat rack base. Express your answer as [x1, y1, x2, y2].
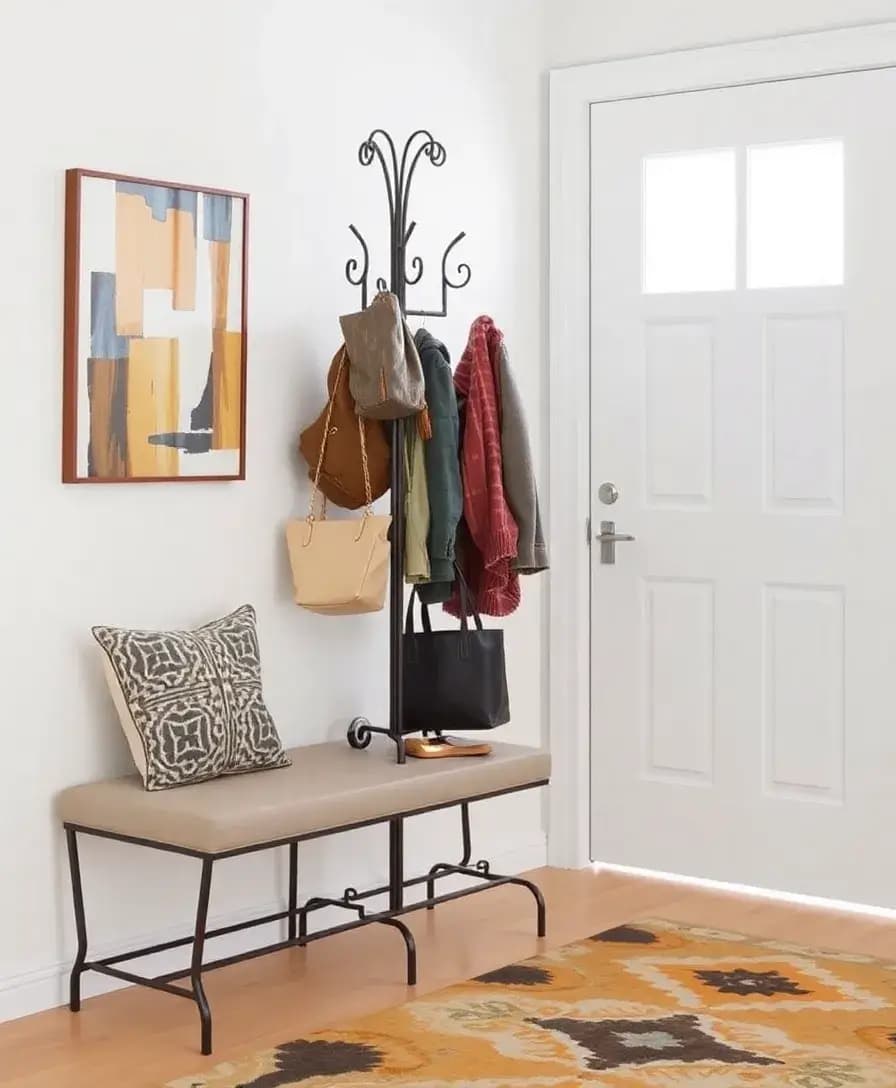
[62, 773, 548, 1056]
[346, 715, 407, 762]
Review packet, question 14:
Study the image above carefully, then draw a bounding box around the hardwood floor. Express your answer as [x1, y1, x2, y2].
[3, 865, 896, 1087]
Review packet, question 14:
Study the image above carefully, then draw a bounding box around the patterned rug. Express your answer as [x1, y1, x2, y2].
[170, 919, 896, 1086]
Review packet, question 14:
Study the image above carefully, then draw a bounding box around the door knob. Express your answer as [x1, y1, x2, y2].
[595, 520, 635, 565]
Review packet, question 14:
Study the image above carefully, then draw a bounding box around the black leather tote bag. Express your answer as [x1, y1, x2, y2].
[403, 576, 510, 734]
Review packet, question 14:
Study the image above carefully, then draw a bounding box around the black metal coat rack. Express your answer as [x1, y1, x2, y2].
[343, 129, 471, 764]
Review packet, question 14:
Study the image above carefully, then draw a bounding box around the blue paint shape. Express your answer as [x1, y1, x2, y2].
[116, 181, 197, 233]
[203, 193, 232, 242]
[90, 272, 130, 358]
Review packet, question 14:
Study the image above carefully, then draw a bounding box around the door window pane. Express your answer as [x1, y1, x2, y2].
[643, 149, 737, 294]
[747, 141, 844, 289]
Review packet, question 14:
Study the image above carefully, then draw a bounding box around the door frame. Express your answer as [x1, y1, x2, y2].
[548, 22, 896, 869]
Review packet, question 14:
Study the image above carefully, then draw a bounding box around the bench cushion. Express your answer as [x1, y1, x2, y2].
[58, 741, 550, 855]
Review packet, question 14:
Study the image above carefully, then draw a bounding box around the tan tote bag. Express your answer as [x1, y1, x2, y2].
[287, 371, 391, 615]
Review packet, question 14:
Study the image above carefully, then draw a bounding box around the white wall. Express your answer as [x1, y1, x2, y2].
[0, 0, 546, 1019]
[544, 0, 896, 67]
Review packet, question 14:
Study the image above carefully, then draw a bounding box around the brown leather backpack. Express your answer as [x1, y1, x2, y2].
[299, 348, 390, 510]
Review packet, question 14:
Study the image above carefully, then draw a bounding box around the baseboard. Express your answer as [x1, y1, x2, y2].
[0, 896, 290, 1024]
[0, 833, 547, 1024]
[486, 835, 547, 878]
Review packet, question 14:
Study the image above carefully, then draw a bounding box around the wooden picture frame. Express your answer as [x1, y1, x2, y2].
[62, 168, 249, 483]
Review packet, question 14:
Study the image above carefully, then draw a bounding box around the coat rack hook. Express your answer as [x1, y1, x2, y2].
[346, 224, 371, 311]
[443, 231, 472, 291]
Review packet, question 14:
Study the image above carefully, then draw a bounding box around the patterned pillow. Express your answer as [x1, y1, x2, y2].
[93, 604, 291, 791]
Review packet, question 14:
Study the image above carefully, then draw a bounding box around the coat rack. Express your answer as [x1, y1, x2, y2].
[343, 129, 471, 764]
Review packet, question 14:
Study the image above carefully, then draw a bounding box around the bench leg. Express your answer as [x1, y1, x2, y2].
[65, 829, 88, 1012]
[426, 804, 474, 910]
[377, 917, 417, 985]
[287, 842, 298, 942]
[191, 858, 214, 1055]
[507, 874, 547, 938]
[425, 863, 453, 908]
[388, 818, 404, 912]
[460, 802, 472, 866]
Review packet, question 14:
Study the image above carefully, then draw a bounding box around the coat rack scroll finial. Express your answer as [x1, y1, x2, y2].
[345, 129, 471, 317]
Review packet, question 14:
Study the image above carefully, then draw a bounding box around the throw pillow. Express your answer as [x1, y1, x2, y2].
[93, 604, 291, 791]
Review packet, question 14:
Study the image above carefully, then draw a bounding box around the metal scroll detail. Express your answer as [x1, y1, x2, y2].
[345, 129, 471, 317]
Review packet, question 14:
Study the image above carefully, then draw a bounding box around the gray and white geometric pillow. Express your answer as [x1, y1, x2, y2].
[92, 604, 291, 791]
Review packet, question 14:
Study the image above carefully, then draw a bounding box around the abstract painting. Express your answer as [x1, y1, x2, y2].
[62, 169, 248, 482]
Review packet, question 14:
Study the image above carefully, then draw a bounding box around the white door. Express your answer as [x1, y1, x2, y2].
[590, 67, 896, 906]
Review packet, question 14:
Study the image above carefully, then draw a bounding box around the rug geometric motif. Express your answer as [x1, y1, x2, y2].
[169, 918, 896, 1087]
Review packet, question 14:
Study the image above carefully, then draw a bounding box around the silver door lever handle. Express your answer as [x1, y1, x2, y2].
[596, 520, 635, 564]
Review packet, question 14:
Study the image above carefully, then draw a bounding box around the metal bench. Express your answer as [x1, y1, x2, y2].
[58, 740, 550, 1054]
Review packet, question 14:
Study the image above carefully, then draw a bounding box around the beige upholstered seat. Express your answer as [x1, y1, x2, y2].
[58, 741, 550, 855]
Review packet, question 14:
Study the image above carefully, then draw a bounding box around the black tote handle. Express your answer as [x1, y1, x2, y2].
[404, 589, 439, 634]
[405, 588, 421, 634]
[454, 567, 484, 630]
[404, 566, 484, 635]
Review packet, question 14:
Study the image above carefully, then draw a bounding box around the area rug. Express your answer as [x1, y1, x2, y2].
[170, 919, 896, 1086]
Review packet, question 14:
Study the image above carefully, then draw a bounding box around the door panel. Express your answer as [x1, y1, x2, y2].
[590, 67, 896, 906]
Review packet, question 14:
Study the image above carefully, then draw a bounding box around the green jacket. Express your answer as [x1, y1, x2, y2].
[415, 329, 462, 603]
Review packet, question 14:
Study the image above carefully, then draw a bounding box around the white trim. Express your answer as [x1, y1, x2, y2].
[547, 22, 896, 871]
[596, 861, 896, 921]
[0, 834, 547, 1023]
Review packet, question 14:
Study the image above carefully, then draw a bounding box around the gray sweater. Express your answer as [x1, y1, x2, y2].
[498, 345, 549, 574]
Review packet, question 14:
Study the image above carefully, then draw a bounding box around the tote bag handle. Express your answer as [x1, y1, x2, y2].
[404, 567, 484, 635]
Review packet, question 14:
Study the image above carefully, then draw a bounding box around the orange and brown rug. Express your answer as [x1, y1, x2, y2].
[170, 919, 896, 1086]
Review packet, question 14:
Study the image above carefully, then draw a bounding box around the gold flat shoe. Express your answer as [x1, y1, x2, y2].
[405, 736, 493, 759]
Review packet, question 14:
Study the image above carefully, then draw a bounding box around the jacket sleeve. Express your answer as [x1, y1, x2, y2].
[423, 361, 462, 576]
[499, 347, 549, 574]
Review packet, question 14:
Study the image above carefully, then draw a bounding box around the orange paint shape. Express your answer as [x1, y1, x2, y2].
[87, 358, 128, 479]
[212, 330, 242, 451]
[127, 338, 179, 477]
[115, 192, 197, 337]
[209, 240, 231, 331]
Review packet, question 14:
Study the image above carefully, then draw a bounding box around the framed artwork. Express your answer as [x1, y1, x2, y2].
[62, 169, 249, 483]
